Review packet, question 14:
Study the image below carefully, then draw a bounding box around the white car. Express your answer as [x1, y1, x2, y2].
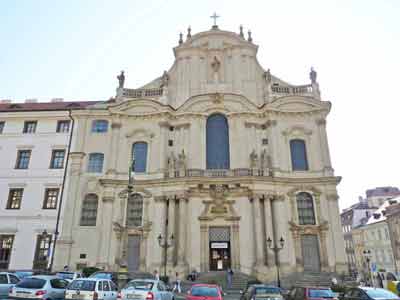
[65, 278, 118, 300]
[56, 272, 83, 282]
[119, 279, 174, 300]
[0, 272, 20, 298]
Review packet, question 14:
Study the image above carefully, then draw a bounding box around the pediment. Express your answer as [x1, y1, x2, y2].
[266, 96, 331, 114]
[108, 99, 170, 116]
[178, 93, 259, 114]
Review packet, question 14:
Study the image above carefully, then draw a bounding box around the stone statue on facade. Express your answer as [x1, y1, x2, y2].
[117, 71, 125, 88]
[250, 149, 259, 169]
[160, 71, 169, 88]
[264, 69, 272, 83]
[167, 152, 177, 177]
[177, 149, 187, 176]
[309, 67, 317, 84]
[260, 149, 271, 176]
[211, 56, 221, 83]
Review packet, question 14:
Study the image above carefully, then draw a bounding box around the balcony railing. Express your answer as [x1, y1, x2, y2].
[165, 168, 271, 178]
[122, 88, 163, 98]
[271, 84, 313, 95]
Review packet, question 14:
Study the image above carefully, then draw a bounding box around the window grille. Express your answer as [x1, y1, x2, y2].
[50, 150, 65, 169]
[87, 153, 104, 173]
[15, 150, 31, 169]
[297, 192, 316, 225]
[80, 194, 98, 226]
[126, 194, 144, 227]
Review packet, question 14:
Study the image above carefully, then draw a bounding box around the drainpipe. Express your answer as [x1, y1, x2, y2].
[49, 109, 75, 271]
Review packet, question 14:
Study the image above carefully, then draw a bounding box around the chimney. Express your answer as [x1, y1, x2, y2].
[1, 99, 11, 103]
[51, 98, 64, 103]
[25, 98, 38, 103]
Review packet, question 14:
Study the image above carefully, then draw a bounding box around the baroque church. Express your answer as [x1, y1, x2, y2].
[54, 23, 346, 282]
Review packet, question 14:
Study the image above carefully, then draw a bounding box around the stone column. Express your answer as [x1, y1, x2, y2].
[264, 196, 275, 267]
[177, 198, 188, 270]
[316, 119, 333, 175]
[253, 196, 267, 273]
[167, 198, 175, 267]
[200, 224, 208, 272]
[140, 232, 149, 271]
[98, 196, 114, 268]
[232, 222, 241, 270]
[319, 230, 330, 271]
[107, 122, 121, 174]
[267, 120, 279, 172]
[159, 123, 167, 172]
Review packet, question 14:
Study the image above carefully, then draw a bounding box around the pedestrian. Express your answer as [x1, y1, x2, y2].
[63, 265, 69, 271]
[226, 268, 233, 289]
[154, 270, 160, 281]
[172, 272, 181, 293]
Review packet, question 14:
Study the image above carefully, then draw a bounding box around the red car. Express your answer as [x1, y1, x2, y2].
[186, 284, 224, 300]
[287, 286, 338, 300]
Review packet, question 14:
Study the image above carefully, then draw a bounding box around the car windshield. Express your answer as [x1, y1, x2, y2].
[15, 272, 33, 279]
[56, 272, 74, 280]
[16, 278, 46, 289]
[365, 288, 398, 298]
[90, 273, 112, 280]
[68, 280, 96, 291]
[191, 286, 219, 297]
[124, 281, 153, 290]
[255, 287, 281, 294]
[309, 289, 335, 298]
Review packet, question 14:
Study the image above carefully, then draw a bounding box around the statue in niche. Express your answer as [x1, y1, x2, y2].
[167, 152, 177, 171]
[211, 56, 221, 83]
[178, 149, 187, 170]
[117, 71, 125, 88]
[263, 69, 272, 83]
[250, 149, 259, 168]
[160, 71, 169, 88]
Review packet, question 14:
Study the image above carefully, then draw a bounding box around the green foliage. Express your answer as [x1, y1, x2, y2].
[331, 284, 349, 293]
[82, 267, 101, 277]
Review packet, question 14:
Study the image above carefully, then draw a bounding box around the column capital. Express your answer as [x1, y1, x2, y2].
[315, 118, 326, 126]
[111, 122, 122, 129]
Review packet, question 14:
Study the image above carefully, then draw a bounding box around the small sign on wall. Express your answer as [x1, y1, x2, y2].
[211, 242, 228, 249]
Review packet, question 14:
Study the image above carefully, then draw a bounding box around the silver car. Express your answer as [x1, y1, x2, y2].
[120, 279, 174, 300]
[0, 272, 20, 298]
[65, 278, 118, 300]
[9, 275, 69, 300]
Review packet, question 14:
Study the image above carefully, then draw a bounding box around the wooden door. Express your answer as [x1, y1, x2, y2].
[301, 234, 321, 272]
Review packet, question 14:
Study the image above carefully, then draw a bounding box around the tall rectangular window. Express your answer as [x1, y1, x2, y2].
[56, 120, 70, 133]
[0, 235, 14, 269]
[50, 150, 65, 169]
[290, 139, 309, 171]
[6, 189, 23, 209]
[0, 122, 5, 134]
[87, 153, 104, 173]
[33, 234, 51, 270]
[43, 188, 59, 209]
[23, 121, 37, 133]
[15, 150, 31, 169]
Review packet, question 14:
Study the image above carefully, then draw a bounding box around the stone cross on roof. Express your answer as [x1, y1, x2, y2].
[210, 12, 220, 28]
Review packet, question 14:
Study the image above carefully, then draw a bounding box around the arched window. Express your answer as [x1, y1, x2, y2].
[91, 120, 109, 133]
[126, 194, 143, 227]
[290, 139, 308, 171]
[297, 192, 316, 225]
[206, 114, 230, 169]
[80, 194, 98, 226]
[87, 153, 104, 173]
[132, 142, 148, 173]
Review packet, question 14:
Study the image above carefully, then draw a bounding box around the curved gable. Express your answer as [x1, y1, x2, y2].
[266, 96, 331, 114]
[107, 99, 172, 116]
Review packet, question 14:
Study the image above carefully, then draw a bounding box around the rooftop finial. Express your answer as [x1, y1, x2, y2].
[210, 12, 220, 29]
[247, 30, 253, 43]
[117, 70, 125, 88]
[187, 26, 192, 39]
[179, 32, 183, 45]
[239, 25, 244, 38]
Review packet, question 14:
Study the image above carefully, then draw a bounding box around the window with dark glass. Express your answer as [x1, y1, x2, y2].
[297, 192, 316, 225]
[91, 120, 108, 133]
[87, 153, 104, 173]
[126, 194, 143, 227]
[50, 150, 65, 169]
[56, 120, 70, 133]
[23, 121, 37, 133]
[0, 122, 5, 134]
[206, 114, 230, 169]
[80, 194, 98, 226]
[33, 234, 51, 270]
[132, 142, 148, 173]
[6, 189, 23, 209]
[0, 235, 14, 269]
[290, 139, 309, 171]
[43, 188, 59, 209]
[15, 150, 31, 169]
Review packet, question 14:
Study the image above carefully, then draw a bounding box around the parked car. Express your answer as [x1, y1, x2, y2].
[56, 272, 83, 282]
[0, 272, 20, 298]
[65, 278, 118, 300]
[340, 287, 399, 300]
[9, 275, 69, 300]
[120, 279, 173, 300]
[13, 271, 35, 280]
[89, 272, 130, 289]
[286, 286, 338, 300]
[240, 284, 282, 300]
[186, 284, 224, 300]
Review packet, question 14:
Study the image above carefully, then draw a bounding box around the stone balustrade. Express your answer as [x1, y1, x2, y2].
[165, 168, 271, 178]
[122, 88, 163, 98]
[271, 84, 314, 96]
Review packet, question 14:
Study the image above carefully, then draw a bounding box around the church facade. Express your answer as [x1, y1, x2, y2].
[54, 25, 346, 281]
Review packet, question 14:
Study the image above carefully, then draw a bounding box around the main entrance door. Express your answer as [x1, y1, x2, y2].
[301, 234, 321, 272]
[127, 235, 140, 272]
[209, 227, 231, 271]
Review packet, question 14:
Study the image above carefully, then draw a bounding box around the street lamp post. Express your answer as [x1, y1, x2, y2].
[363, 249, 372, 286]
[157, 234, 174, 278]
[267, 236, 285, 288]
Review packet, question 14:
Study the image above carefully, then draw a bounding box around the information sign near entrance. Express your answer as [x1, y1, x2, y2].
[209, 241, 231, 270]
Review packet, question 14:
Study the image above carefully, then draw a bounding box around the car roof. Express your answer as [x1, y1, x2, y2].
[72, 278, 106, 282]
[30, 275, 58, 280]
[129, 279, 157, 283]
[191, 284, 220, 287]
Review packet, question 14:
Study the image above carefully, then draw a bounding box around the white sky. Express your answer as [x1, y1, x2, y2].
[1, 0, 399, 210]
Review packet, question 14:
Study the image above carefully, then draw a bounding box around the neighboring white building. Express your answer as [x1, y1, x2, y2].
[0, 100, 94, 270]
[53, 24, 346, 283]
[365, 187, 400, 208]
